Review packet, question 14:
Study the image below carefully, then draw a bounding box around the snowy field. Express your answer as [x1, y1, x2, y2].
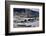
[13, 15, 39, 28]
[13, 18, 39, 28]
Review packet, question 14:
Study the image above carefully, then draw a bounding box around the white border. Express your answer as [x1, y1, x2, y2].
[10, 5, 43, 33]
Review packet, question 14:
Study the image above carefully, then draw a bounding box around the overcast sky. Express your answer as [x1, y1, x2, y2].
[30, 8, 39, 12]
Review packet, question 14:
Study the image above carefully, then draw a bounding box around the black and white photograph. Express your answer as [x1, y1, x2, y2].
[9, 4, 44, 33]
[5, 1, 45, 35]
[13, 8, 39, 28]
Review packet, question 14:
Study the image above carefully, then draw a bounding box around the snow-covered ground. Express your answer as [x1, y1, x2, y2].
[13, 20, 39, 28]
[13, 15, 39, 28]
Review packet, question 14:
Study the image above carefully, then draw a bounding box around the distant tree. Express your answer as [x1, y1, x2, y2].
[24, 19, 27, 22]
[28, 19, 31, 21]
[21, 21, 24, 23]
